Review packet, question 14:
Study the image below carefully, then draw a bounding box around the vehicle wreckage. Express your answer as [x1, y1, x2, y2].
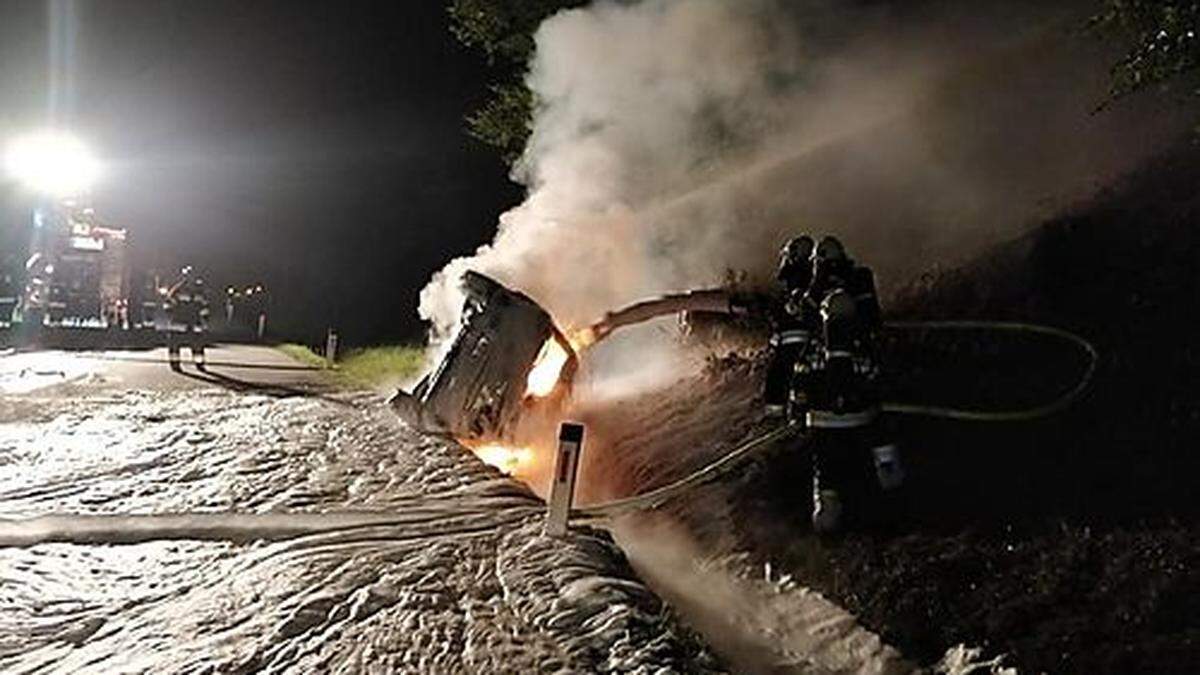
[389, 272, 579, 440]
[389, 271, 741, 442]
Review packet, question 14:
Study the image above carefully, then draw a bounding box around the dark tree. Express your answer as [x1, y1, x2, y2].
[1092, 1, 1200, 106]
[448, 0, 587, 164]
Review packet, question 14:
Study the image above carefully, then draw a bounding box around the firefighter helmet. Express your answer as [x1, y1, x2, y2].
[780, 235, 814, 266]
[813, 235, 846, 263]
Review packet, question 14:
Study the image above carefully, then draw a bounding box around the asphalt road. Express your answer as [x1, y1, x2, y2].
[0, 343, 715, 672]
[0, 343, 326, 394]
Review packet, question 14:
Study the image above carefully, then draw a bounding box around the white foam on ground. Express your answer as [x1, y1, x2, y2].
[0, 390, 716, 672]
[0, 352, 92, 394]
[615, 518, 916, 674]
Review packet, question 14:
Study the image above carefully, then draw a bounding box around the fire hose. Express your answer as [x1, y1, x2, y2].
[587, 288, 734, 342]
[587, 291, 1099, 422]
[572, 319, 1098, 522]
[572, 421, 804, 522]
[881, 320, 1099, 422]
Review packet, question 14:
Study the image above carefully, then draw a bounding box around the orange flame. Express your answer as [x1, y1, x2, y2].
[525, 337, 570, 398]
[468, 442, 534, 474]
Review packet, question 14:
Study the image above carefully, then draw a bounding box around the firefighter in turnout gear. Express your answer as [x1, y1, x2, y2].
[781, 236, 903, 533]
[0, 265, 17, 328]
[804, 236, 880, 329]
[765, 235, 820, 418]
[164, 267, 210, 370]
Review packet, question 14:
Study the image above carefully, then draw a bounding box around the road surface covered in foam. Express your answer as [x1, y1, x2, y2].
[0, 370, 716, 673]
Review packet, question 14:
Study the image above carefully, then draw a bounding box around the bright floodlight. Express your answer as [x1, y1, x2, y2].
[4, 131, 100, 197]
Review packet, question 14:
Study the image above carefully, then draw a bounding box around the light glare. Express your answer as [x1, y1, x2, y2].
[5, 131, 100, 197]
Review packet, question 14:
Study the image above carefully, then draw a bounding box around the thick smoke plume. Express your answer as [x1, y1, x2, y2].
[420, 0, 1186, 343]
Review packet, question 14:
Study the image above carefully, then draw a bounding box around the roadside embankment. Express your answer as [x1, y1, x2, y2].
[569, 145, 1200, 673]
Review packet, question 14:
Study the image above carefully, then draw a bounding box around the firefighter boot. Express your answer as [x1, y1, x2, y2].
[872, 444, 905, 491]
[812, 486, 843, 534]
[812, 461, 843, 534]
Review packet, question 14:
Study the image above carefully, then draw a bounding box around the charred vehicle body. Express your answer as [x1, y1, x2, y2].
[390, 272, 577, 441]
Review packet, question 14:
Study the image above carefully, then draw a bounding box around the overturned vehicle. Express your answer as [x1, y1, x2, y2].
[390, 272, 578, 441]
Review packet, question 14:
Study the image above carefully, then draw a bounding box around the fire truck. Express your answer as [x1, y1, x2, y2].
[19, 200, 132, 329]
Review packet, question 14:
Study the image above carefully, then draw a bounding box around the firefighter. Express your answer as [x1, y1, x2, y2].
[778, 235, 816, 290]
[0, 267, 16, 328]
[805, 237, 857, 312]
[165, 267, 210, 369]
[798, 248, 904, 534]
[20, 254, 51, 334]
[764, 235, 819, 418]
[804, 235, 883, 354]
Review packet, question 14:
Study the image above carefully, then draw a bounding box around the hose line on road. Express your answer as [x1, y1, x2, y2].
[572, 320, 1098, 522]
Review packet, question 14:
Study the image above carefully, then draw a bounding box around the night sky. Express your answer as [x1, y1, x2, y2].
[0, 0, 522, 346]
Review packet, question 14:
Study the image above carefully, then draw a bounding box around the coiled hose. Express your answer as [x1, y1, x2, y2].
[881, 320, 1099, 422]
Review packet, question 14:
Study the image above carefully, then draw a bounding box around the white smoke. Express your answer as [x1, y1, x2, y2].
[421, 0, 803, 339]
[419, 0, 1187, 344]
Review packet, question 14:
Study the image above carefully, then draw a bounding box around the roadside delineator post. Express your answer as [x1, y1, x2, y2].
[167, 337, 181, 371]
[325, 328, 339, 369]
[545, 422, 585, 537]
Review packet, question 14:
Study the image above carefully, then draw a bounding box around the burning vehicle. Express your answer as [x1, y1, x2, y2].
[391, 272, 758, 445]
[390, 272, 578, 441]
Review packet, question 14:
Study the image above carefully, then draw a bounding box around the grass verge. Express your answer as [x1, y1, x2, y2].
[336, 345, 426, 389]
[277, 343, 426, 390]
[277, 343, 328, 369]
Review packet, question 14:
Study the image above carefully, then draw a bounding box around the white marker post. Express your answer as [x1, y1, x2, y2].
[545, 422, 585, 537]
[325, 328, 339, 368]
